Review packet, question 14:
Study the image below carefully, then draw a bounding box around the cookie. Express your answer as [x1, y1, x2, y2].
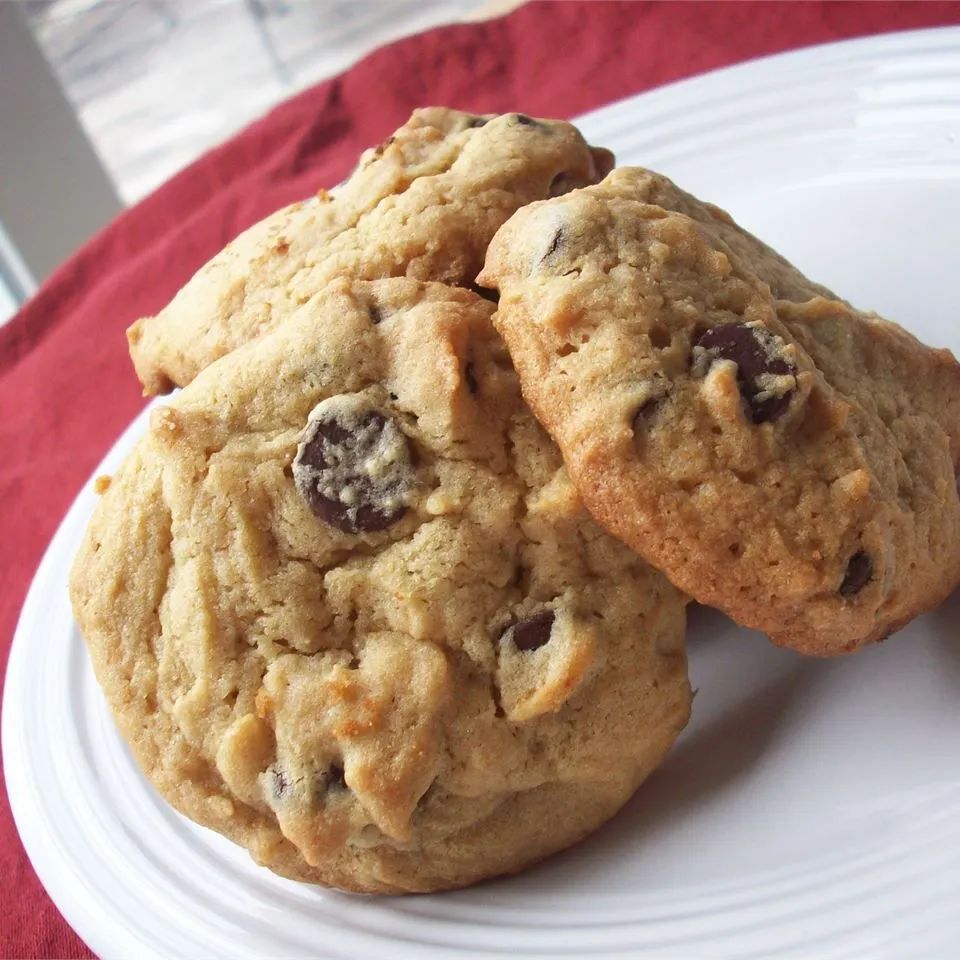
[479, 170, 960, 655]
[72, 277, 689, 893]
[592, 168, 837, 304]
[127, 107, 614, 395]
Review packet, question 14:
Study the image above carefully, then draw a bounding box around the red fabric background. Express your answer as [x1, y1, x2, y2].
[3, 2, 959, 956]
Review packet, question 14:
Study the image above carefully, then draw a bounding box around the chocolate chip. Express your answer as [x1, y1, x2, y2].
[500, 610, 555, 652]
[293, 397, 415, 534]
[694, 324, 796, 424]
[368, 304, 384, 325]
[514, 113, 537, 126]
[839, 551, 872, 597]
[468, 116, 488, 128]
[464, 362, 478, 394]
[467, 281, 499, 304]
[326, 764, 347, 791]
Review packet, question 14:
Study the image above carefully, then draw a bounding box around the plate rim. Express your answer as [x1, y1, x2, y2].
[5, 24, 960, 960]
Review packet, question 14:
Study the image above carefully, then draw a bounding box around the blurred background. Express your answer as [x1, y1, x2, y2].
[0, 0, 518, 324]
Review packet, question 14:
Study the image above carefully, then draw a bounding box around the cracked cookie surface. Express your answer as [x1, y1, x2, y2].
[72, 277, 689, 893]
[127, 107, 614, 395]
[480, 169, 960, 655]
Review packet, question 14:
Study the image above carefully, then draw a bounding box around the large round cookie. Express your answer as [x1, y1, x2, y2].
[72, 278, 690, 893]
[127, 108, 614, 395]
[479, 170, 960, 655]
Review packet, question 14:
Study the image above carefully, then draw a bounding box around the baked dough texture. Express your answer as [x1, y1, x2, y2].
[480, 168, 960, 655]
[73, 278, 690, 892]
[127, 108, 614, 395]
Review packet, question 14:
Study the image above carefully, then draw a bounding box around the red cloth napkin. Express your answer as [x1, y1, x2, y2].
[3, 2, 959, 956]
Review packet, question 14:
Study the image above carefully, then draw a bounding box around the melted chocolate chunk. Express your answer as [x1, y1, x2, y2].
[468, 116, 488, 128]
[293, 397, 414, 534]
[839, 551, 872, 597]
[500, 610, 556, 652]
[695, 324, 796, 424]
[513, 113, 537, 126]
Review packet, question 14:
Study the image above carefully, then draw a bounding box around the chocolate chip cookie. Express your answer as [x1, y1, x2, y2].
[479, 170, 960, 655]
[73, 278, 689, 893]
[127, 107, 614, 395]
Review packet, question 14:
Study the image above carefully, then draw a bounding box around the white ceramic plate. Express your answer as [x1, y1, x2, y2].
[6, 26, 960, 960]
